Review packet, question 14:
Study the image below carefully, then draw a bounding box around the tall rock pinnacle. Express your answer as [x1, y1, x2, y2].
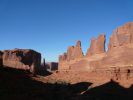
[86, 34, 106, 56]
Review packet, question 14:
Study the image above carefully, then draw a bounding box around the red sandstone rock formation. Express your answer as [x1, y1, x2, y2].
[73, 41, 84, 59]
[59, 41, 83, 61]
[45, 62, 58, 71]
[59, 53, 67, 62]
[108, 22, 133, 50]
[2, 49, 41, 74]
[67, 41, 84, 61]
[58, 22, 133, 81]
[88, 22, 133, 80]
[67, 46, 75, 61]
[59, 41, 84, 70]
[102, 22, 133, 67]
[86, 34, 106, 56]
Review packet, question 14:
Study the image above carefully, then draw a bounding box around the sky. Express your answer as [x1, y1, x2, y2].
[0, 0, 133, 62]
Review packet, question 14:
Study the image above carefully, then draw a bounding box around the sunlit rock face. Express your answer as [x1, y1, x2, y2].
[59, 53, 67, 63]
[2, 49, 41, 74]
[59, 41, 83, 63]
[58, 22, 133, 81]
[67, 41, 84, 61]
[102, 22, 133, 67]
[86, 34, 106, 56]
[108, 22, 133, 50]
[59, 41, 84, 70]
[58, 35, 106, 71]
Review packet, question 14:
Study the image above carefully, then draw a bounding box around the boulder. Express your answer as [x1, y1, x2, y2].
[86, 34, 105, 56]
[3, 49, 41, 74]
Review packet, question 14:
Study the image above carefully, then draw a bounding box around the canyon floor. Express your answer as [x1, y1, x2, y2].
[1, 67, 133, 100]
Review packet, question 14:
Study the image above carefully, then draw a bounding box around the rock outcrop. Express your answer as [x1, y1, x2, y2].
[101, 22, 133, 68]
[58, 22, 133, 81]
[59, 53, 67, 62]
[59, 41, 84, 70]
[67, 41, 84, 61]
[59, 35, 106, 70]
[108, 22, 133, 50]
[59, 43, 82, 62]
[45, 62, 58, 71]
[86, 34, 106, 56]
[2, 49, 41, 74]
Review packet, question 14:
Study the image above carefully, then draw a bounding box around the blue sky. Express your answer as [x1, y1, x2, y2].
[0, 0, 133, 62]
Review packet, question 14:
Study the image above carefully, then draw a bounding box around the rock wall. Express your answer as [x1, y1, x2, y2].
[67, 41, 84, 61]
[108, 22, 133, 50]
[58, 22, 133, 80]
[59, 41, 84, 70]
[45, 62, 58, 71]
[59, 53, 67, 62]
[86, 34, 106, 56]
[59, 35, 105, 70]
[94, 66, 133, 80]
[2, 49, 41, 74]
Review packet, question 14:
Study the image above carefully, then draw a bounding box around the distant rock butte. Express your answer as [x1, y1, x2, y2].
[1, 49, 41, 74]
[58, 22, 133, 80]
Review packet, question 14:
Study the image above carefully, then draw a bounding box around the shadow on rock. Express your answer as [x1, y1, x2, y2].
[0, 67, 91, 100]
[80, 80, 133, 100]
[1, 67, 133, 100]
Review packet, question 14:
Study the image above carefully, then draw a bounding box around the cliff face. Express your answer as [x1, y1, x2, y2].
[1, 49, 41, 74]
[67, 41, 84, 61]
[86, 34, 106, 56]
[108, 22, 133, 50]
[58, 22, 133, 80]
[59, 34, 106, 70]
[103, 22, 133, 68]
[59, 41, 84, 70]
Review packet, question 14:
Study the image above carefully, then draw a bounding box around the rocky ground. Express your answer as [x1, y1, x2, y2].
[1, 67, 133, 100]
[43, 70, 133, 88]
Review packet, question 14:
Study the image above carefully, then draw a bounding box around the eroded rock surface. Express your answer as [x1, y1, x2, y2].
[108, 22, 133, 50]
[2, 49, 41, 74]
[59, 41, 84, 70]
[86, 34, 106, 56]
[59, 53, 67, 62]
[58, 22, 133, 81]
[67, 41, 84, 61]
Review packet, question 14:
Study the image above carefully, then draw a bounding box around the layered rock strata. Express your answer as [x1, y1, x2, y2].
[59, 41, 84, 70]
[2, 49, 41, 74]
[86, 34, 106, 56]
[58, 22, 133, 80]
